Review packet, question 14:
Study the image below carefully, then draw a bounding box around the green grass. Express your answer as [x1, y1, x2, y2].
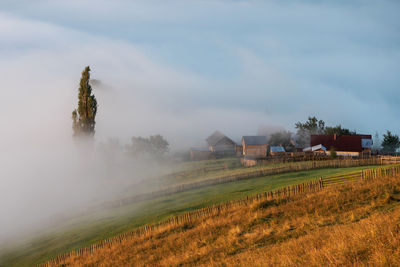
[122, 158, 367, 197]
[0, 165, 381, 267]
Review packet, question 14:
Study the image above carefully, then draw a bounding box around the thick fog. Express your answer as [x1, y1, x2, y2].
[1, 0, 400, 244]
[0, 37, 273, 243]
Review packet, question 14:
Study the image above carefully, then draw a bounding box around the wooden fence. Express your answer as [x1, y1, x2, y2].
[380, 156, 400, 165]
[103, 158, 381, 209]
[38, 164, 400, 267]
[245, 154, 356, 165]
[321, 164, 400, 187]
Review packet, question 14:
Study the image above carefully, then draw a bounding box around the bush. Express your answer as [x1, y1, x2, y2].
[330, 147, 337, 159]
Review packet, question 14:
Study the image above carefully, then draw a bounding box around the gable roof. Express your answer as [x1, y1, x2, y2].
[242, 136, 268, 145]
[206, 131, 235, 146]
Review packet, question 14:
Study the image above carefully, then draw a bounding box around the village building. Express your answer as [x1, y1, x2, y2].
[242, 136, 268, 158]
[270, 146, 286, 156]
[206, 131, 236, 156]
[310, 134, 373, 157]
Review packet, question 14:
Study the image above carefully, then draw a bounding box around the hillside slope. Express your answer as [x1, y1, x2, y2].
[47, 173, 400, 266]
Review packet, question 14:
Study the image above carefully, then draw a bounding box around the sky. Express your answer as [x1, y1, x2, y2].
[0, 0, 399, 146]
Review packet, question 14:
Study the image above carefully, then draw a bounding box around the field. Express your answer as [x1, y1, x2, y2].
[45, 168, 400, 266]
[0, 161, 386, 266]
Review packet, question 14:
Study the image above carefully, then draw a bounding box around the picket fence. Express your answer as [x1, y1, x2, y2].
[38, 164, 400, 267]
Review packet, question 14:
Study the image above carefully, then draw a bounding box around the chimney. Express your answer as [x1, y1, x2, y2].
[334, 133, 337, 141]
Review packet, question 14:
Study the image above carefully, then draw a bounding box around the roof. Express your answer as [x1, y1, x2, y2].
[242, 136, 268, 145]
[311, 134, 372, 152]
[303, 144, 327, 152]
[206, 131, 235, 146]
[270, 146, 285, 152]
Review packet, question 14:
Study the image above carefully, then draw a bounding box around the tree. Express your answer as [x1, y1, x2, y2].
[329, 147, 337, 159]
[269, 131, 294, 151]
[295, 116, 325, 147]
[149, 135, 169, 155]
[72, 66, 98, 137]
[126, 135, 169, 158]
[381, 130, 400, 153]
[324, 125, 356, 136]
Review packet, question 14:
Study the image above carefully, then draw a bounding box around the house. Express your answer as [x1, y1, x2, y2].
[310, 134, 372, 157]
[190, 147, 212, 161]
[242, 136, 268, 158]
[206, 131, 236, 156]
[270, 146, 286, 156]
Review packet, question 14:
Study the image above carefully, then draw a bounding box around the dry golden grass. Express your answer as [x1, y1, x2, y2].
[51, 175, 400, 267]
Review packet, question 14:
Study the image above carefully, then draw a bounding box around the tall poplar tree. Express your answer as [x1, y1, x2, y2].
[72, 66, 98, 137]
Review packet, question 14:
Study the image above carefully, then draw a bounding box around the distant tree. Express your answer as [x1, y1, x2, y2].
[269, 131, 294, 151]
[149, 135, 170, 155]
[126, 135, 169, 157]
[72, 66, 98, 137]
[324, 125, 356, 136]
[295, 116, 325, 147]
[381, 130, 400, 153]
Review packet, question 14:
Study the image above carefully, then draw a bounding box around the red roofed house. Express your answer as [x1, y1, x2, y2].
[310, 134, 373, 157]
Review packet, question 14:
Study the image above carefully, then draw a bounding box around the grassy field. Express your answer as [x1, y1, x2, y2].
[50, 170, 400, 266]
[121, 158, 379, 198]
[0, 164, 382, 266]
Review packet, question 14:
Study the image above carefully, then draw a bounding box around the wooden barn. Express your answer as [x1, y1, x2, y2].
[242, 136, 268, 158]
[206, 131, 236, 156]
[310, 134, 373, 157]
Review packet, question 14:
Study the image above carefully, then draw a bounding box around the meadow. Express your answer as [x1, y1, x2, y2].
[46, 167, 400, 266]
[0, 162, 385, 266]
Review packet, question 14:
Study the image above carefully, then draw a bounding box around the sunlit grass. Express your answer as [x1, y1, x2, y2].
[0, 164, 383, 266]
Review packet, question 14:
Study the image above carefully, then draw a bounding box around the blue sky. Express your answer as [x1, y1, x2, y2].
[0, 0, 399, 146]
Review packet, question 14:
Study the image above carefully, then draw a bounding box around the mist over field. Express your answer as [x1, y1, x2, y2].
[0, 0, 400, 247]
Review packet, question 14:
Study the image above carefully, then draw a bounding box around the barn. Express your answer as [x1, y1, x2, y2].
[310, 134, 373, 157]
[242, 136, 268, 158]
[206, 131, 236, 156]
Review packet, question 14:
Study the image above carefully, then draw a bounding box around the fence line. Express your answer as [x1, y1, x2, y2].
[38, 164, 400, 267]
[103, 158, 381, 209]
[380, 156, 400, 165]
[321, 164, 400, 187]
